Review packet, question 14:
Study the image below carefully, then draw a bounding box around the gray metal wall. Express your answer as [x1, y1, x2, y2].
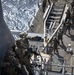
[0, 0, 15, 60]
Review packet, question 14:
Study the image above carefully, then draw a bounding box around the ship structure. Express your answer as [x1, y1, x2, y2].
[0, 0, 74, 75]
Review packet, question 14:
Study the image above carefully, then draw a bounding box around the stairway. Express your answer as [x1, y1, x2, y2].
[44, 2, 67, 46]
[46, 3, 66, 29]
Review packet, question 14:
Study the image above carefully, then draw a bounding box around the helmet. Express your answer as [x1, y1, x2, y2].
[19, 32, 27, 38]
[68, 44, 71, 46]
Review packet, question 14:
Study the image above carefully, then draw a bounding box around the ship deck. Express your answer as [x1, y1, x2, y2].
[29, 0, 74, 74]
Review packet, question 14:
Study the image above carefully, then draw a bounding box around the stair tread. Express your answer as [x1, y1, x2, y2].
[50, 12, 62, 15]
[48, 16, 60, 18]
[47, 19, 59, 22]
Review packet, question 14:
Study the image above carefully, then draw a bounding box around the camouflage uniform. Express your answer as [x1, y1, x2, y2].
[65, 9, 71, 22]
[53, 37, 59, 54]
[1, 51, 18, 75]
[16, 38, 32, 75]
[19, 32, 29, 49]
[65, 20, 71, 35]
[42, 0, 47, 12]
[57, 29, 63, 44]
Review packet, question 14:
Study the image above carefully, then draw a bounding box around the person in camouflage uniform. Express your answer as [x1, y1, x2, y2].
[42, 0, 47, 12]
[19, 32, 29, 49]
[65, 8, 71, 22]
[16, 33, 34, 75]
[65, 19, 72, 35]
[57, 29, 63, 44]
[53, 37, 59, 54]
[1, 50, 19, 75]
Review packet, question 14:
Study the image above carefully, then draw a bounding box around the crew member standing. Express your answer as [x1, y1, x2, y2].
[65, 19, 72, 35]
[65, 8, 71, 22]
[57, 29, 63, 44]
[53, 37, 59, 54]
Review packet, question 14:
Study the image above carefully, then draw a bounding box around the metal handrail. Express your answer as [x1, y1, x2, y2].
[59, 3, 66, 23]
[44, 3, 54, 23]
[43, 3, 54, 22]
[43, 5, 50, 21]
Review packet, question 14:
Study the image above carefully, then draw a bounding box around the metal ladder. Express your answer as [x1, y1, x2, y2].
[44, 2, 68, 46]
[46, 3, 65, 31]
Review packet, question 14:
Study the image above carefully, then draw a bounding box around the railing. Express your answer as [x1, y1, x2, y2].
[43, 3, 54, 21]
[59, 3, 66, 23]
[43, 5, 50, 21]
[31, 56, 74, 75]
[43, 3, 54, 46]
[11, 29, 44, 40]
